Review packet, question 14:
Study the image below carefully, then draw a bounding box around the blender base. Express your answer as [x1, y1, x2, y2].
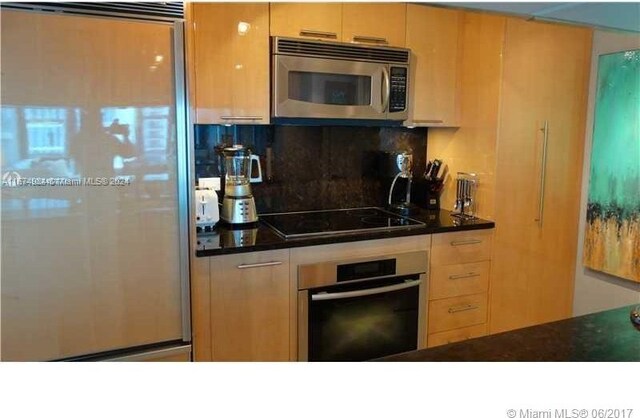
[221, 195, 258, 225]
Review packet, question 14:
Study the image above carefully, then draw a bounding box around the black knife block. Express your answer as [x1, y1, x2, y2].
[412, 178, 442, 210]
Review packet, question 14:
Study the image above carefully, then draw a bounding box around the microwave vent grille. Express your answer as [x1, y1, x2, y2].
[275, 38, 409, 64]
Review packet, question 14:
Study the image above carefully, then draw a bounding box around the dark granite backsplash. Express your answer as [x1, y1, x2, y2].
[194, 125, 427, 213]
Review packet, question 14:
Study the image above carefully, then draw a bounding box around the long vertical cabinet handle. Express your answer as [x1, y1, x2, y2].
[535, 120, 549, 226]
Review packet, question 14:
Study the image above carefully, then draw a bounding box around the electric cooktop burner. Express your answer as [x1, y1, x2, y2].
[260, 207, 425, 239]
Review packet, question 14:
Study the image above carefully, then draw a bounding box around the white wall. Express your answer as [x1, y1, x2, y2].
[573, 30, 640, 316]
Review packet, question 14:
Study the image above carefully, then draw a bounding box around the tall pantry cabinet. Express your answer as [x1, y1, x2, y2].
[489, 19, 592, 333]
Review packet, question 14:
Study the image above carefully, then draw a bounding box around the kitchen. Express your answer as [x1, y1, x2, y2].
[1, 0, 638, 416]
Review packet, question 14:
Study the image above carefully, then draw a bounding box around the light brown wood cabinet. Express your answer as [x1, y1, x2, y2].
[341, 2, 406, 46]
[270, 2, 342, 41]
[270, 2, 407, 47]
[427, 229, 493, 347]
[208, 250, 290, 361]
[406, 4, 463, 127]
[490, 19, 592, 333]
[187, 2, 270, 124]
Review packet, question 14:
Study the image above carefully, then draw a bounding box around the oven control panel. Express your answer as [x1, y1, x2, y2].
[337, 259, 396, 282]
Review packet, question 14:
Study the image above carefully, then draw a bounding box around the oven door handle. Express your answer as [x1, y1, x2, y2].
[311, 279, 421, 301]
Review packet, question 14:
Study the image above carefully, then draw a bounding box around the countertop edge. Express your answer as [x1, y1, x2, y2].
[196, 218, 495, 257]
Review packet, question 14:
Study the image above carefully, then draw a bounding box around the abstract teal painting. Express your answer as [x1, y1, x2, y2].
[584, 49, 640, 282]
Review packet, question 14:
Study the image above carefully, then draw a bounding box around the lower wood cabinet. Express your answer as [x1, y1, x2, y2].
[208, 250, 290, 361]
[428, 293, 488, 334]
[427, 324, 487, 348]
[190, 232, 496, 360]
[427, 229, 493, 347]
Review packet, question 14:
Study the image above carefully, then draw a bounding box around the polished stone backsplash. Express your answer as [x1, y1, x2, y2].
[194, 125, 427, 213]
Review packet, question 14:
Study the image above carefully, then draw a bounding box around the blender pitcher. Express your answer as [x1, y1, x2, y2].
[221, 145, 262, 224]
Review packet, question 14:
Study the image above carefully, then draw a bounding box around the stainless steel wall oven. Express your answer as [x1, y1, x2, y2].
[298, 251, 428, 361]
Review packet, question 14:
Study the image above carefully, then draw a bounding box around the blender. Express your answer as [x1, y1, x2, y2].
[220, 145, 262, 224]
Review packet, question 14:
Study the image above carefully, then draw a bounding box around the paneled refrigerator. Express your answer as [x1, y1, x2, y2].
[0, 5, 191, 361]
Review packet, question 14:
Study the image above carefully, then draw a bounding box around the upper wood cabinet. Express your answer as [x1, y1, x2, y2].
[490, 19, 592, 334]
[270, 2, 342, 41]
[342, 3, 407, 47]
[188, 3, 270, 124]
[406, 4, 463, 126]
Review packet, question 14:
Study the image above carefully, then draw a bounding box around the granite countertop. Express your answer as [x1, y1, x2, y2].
[196, 208, 495, 256]
[378, 305, 640, 362]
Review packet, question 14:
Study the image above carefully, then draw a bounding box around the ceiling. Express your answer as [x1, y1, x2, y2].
[440, 2, 640, 33]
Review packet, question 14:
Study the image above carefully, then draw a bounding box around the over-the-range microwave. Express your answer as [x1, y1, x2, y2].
[271, 37, 410, 122]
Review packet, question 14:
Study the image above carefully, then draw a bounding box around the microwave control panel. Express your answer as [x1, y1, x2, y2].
[389, 66, 407, 113]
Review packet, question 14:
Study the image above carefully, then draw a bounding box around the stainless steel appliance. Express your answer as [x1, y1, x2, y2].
[297, 251, 428, 361]
[0, 6, 191, 361]
[272, 37, 410, 121]
[260, 207, 424, 239]
[453, 172, 479, 219]
[387, 151, 419, 215]
[221, 145, 262, 224]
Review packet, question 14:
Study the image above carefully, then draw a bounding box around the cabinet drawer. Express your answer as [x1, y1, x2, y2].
[431, 229, 493, 265]
[427, 324, 487, 348]
[428, 293, 487, 334]
[429, 261, 490, 300]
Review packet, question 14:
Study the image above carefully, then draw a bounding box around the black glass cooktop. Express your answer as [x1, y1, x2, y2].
[260, 207, 425, 239]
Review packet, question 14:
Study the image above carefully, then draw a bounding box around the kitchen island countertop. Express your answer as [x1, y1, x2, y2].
[377, 305, 640, 362]
[196, 208, 494, 256]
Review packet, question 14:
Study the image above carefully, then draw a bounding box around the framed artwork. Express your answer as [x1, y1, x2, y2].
[584, 49, 640, 282]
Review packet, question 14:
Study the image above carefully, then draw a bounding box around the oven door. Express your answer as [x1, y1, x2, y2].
[298, 275, 425, 361]
[273, 54, 387, 119]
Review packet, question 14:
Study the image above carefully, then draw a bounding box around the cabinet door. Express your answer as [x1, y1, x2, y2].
[529, 22, 591, 326]
[270, 2, 342, 41]
[406, 5, 462, 126]
[190, 3, 269, 124]
[210, 250, 290, 361]
[490, 19, 591, 333]
[342, 3, 406, 47]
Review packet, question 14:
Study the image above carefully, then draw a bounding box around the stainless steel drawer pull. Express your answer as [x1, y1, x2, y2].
[353, 35, 389, 45]
[448, 304, 479, 314]
[449, 272, 480, 280]
[450, 239, 482, 246]
[220, 116, 263, 121]
[236, 261, 282, 269]
[299, 29, 338, 39]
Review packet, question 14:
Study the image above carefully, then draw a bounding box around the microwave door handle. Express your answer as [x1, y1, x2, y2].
[381, 66, 390, 112]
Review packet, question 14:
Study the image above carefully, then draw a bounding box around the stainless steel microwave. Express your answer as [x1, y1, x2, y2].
[272, 37, 410, 121]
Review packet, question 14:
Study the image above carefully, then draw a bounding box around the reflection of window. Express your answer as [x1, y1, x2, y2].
[1, 107, 19, 165]
[24, 107, 67, 156]
[142, 106, 170, 164]
[102, 107, 137, 143]
[100, 106, 171, 166]
[143, 118, 168, 151]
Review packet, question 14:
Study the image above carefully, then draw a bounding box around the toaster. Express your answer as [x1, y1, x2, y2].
[195, 188, 219, 231]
